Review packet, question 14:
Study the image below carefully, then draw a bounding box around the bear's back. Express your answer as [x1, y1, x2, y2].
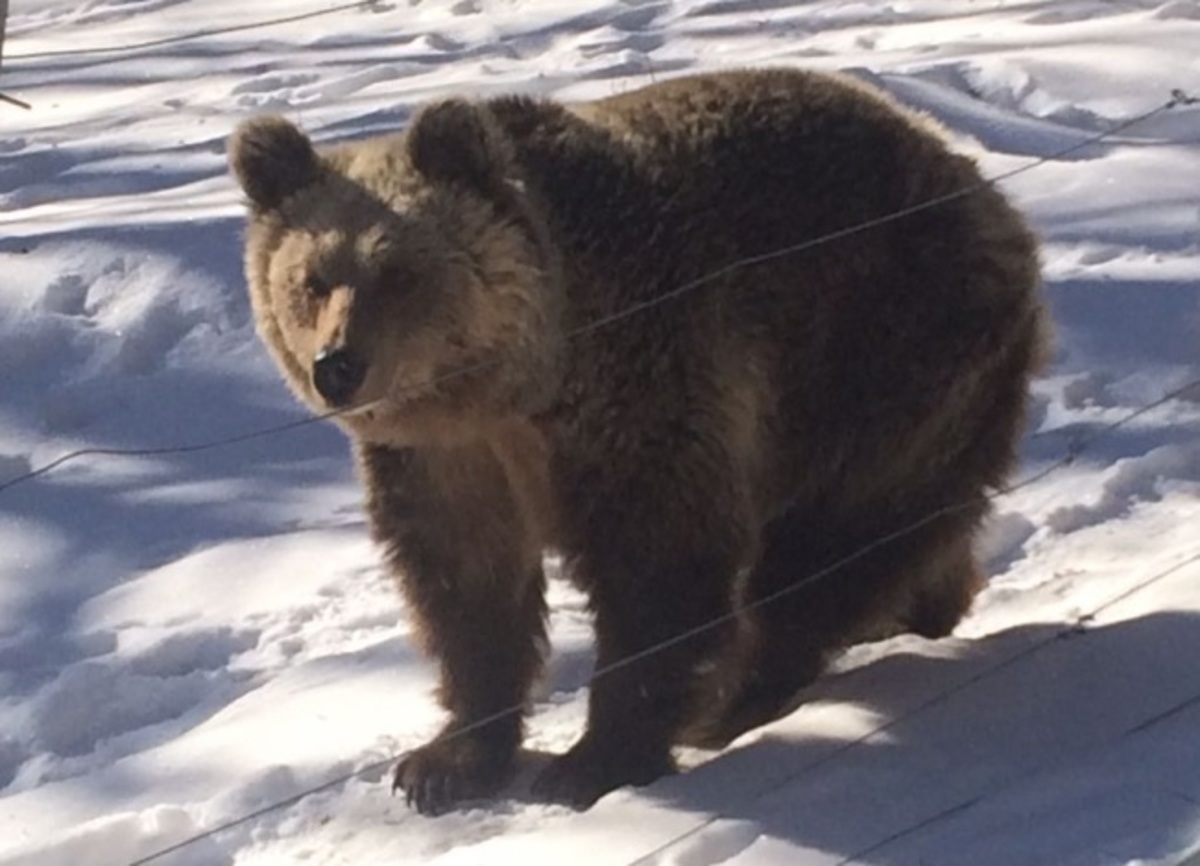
[487, 69, 1045, 513]
[488, 69, 1027, 312]
[568, 69, 968, 241]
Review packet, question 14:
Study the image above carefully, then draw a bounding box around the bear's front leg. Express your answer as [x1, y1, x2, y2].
[359, 444, 547, 815]
[532, 480, 745, 809]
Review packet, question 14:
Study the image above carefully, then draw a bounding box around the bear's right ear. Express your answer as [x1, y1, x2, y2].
[228, 116, 320, 211]
[406, 99, 509, 193]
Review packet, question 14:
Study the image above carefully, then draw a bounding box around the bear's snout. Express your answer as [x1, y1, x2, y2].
[313, 347, 367, 407]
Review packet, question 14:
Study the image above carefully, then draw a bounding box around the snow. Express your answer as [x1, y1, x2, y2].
[2, 0, 1200, 863]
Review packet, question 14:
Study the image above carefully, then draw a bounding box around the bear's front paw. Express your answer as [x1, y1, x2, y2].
[393, 733, 514, 815]
[531, 735, 675, 810]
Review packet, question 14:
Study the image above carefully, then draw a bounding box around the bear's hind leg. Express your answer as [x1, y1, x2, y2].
[897, 534, 984, 640]
[532, 549, 739, 808]
[846, 532, 984, 644]
[531, 454, 747, 809]
[685, 499, 986, 749]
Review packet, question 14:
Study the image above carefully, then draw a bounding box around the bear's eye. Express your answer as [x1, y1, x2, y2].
[307, 274, 332, 298]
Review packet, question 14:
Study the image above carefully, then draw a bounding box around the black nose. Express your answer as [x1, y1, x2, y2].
[312, 347, 366, 406]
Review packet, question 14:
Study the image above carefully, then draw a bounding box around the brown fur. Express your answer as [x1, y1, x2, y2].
[229, 68, 1049, 813]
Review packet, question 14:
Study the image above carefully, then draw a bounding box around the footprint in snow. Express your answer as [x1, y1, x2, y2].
[579, 27, 667, 59]
[608, 3, 667, 32]
[30, 626, 260, 759]
[234, 65, 424, 110]
[0, 737, 28, 789]
[1046, 443, 1200, 534]
[0, 453, 33, 487]
[979, 511, 1039, 574]
[230, 72, 321, 98]
[1153, 1, 1200, 20]
[39, 273, 90, 317]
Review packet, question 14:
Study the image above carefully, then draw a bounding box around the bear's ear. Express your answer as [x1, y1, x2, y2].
[229, 116, 321, 211]
[406, 99, 509, 193]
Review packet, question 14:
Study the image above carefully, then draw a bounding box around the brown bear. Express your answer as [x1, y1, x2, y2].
[228, 68, 1048, 815]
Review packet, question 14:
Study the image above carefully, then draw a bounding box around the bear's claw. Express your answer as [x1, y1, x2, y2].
[393, 735, 512, 815]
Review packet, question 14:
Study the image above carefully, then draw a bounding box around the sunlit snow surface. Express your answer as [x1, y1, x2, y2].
[2, 1, 1200, 864]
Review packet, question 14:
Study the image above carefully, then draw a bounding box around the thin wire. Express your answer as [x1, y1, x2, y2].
[0, 354, 495, 494]
[0, 92, 33, 109]
[3, 92, 1193, 497]
[6, 1, 377, 61]
[0, 412, 333, 493]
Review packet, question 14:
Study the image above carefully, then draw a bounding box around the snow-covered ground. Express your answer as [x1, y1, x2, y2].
[3, 1, 1200, 864]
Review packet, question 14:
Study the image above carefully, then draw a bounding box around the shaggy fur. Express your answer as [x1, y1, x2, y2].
[229, 68, 1049, 814]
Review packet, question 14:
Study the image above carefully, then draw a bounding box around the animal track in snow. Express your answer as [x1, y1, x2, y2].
[233, 64, 425, 110]
[1061, 371, 1119, 410]
[979, 511, 1039, 574]
[39, 273, 90, 317]
[0, 453, 32, 486]
[0, 804, 226, 866]
[230, 72, 321, 98]
[24, 625, 260, 763]
[126, 627, 260, 678]
[1046, 443, 1200, 534]
[1153, 1, 1200, 20]
[414, 32, 467, 52]
[7, 0, 191, 35]
[33, 662, 237, 758]
[685, 0, 806, 16]
[1026, 1, 1169, 25]
[2, 245, 238, 437]
[0, 737, 26, 789]
[608, 2, 668, 32]
[871, 63, 1109, 160]
[578, 26, 667, 59]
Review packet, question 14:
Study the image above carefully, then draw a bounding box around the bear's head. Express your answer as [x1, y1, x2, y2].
[228, 101, 562, 444]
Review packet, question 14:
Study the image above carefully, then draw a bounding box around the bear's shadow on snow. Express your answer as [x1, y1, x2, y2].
[625, 609, 1200, 864]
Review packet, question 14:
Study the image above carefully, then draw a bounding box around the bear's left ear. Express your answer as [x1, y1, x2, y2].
[229, 116, 321, 211]
[406, 99, 510, 193]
